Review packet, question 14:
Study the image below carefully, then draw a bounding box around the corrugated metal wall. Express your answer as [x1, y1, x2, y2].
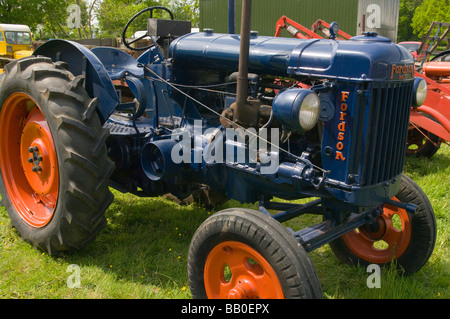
[200, 0, 359, 37]
[200, 0, 400, 41]
[357, 0, 400, 42]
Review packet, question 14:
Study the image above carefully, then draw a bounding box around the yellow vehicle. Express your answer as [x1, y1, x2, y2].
[0, 24, 34, 73]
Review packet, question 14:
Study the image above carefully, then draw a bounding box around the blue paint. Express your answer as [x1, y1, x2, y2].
[33, 29, 417, 214]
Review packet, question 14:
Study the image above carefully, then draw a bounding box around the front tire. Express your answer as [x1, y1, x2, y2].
[188, 208, 323, 299]
[329, 174, 436, 275]
[0, 56, 115, 255]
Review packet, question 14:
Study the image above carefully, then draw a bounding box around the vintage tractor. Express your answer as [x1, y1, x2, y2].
[0, 3, 437, 299]
[409, 50, 450, 157]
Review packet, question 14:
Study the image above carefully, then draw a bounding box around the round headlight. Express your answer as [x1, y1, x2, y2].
[413, 77, 427, 107]
[272, 89, 321, 132]
[329, 22, 339, 39]
[298, 92, 321, 131]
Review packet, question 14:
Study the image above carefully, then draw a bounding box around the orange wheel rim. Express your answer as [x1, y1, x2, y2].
[0, 92, 59, 227]
[342, 198, 411, 264]
[204, 241, 284, 299]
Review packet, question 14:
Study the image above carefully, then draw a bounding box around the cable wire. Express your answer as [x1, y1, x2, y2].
[143, 64, 326, 173]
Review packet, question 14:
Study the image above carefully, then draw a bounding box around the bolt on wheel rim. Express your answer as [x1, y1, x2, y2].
[204, 241, 284, 299]
[0, 92, 59, 227]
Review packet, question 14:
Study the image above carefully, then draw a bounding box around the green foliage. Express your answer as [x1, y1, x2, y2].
[95, 0, 147, 38]
[0, 0, 97, 40]
[398, 0, 424, 42]
[95, 0, 200, 38]
[397, 0, 450, 42]
[169, 0, 200, 27]
[411, 0, 450, 38]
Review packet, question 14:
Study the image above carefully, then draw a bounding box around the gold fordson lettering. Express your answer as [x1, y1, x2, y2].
[390, 64, 414, 80]
[336, 91, 349, 161]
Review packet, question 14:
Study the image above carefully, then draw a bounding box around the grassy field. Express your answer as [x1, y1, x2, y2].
[0, 145, 448, 299]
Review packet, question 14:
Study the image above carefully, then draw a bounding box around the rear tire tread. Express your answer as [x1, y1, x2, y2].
[0, 56, 114, 255]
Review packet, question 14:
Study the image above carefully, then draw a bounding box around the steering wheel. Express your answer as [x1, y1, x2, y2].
[122, 6, 174, 51]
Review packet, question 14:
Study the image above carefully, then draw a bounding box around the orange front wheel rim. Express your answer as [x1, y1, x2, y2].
[204, 241, 284, 299]
[342, 198, 411, 264]
[0, 92, 59, 227]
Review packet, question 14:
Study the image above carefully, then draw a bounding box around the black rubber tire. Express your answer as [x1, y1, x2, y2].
[329, 174, 437, 276]
[0, 56, 115, 255]
[188, 208, 323, 299]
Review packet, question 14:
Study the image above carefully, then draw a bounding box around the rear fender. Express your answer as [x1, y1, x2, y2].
[34, 39, 119, 124]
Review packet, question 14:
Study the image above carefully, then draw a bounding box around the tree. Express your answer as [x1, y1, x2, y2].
[0, 0, 44, 27]
[411, 0, 450, 39]
[95, 0, 164, 38]
[168, 0, 200, 27]
[398, 0, 424, 42]
[0, 0, 99, 39]
[95, 0, 199, 38]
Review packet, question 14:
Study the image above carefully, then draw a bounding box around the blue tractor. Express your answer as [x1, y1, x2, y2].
[0, 4, 436, 298]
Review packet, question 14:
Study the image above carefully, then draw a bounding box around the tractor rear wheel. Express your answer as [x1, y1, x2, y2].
[406, 125, 441, 158]
[188, 208, 323, 299]
[0, 56, 114, 255]
[329, 174, 436, 275]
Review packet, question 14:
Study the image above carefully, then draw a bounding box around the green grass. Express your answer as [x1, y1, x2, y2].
[0, 145, 449, 299]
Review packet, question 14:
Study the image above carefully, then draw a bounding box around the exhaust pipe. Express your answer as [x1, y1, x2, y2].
[231, 0, 261, 128]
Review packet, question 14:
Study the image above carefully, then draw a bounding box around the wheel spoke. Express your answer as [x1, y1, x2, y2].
[128, 33, 149, 45]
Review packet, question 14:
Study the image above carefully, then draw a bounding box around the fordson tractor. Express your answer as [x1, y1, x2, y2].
[0, 3, 437, 299]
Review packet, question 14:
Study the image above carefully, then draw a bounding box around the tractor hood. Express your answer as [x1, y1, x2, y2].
[169, 31, 414, 82]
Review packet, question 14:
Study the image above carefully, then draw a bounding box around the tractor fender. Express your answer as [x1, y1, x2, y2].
[34, 39, 119, 124]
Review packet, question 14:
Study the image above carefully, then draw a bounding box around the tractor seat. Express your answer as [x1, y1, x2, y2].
[91, 47, 144, 80]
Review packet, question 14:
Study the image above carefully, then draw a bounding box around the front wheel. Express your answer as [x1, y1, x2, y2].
[329, 174, 437, 275]
[0, 57, 115, 255]
[188, 208, 323, 299]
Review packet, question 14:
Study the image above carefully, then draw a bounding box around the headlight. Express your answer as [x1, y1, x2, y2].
[272, 88, 321, 132]
[413, 77, 427, 107]
[298, 92, 321, 131]
[329, 22, 339, 39]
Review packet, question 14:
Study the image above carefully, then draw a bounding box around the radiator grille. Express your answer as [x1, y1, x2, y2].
[359, 82, 413, 186]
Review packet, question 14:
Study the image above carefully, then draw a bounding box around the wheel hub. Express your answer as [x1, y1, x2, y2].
[20, 108, 58, 197]
[227, 278, 255, 299]
[204, 241, 284, 299]
[360, 216, 387, 241]
[342, 198, 412, 264]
